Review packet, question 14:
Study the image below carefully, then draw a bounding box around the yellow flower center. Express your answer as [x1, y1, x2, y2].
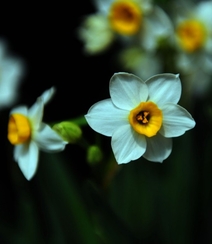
[109, 0, 142, 35]
[8, 114, 31, 145]
[129, 101, 163, 137]
[176, 19, 206, 52]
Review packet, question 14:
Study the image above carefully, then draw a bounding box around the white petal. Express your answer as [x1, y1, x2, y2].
[78, 14, 114, 55]
[14, 142, 39, 180]
[40, 87, 55, 105]
[143, 134, 172, 162]
[195, 1, 212, 27]
[137, 0, 153, 13]
[141, 6, 173, 51]
[146, 73, 182, 106]
[93, 0, 112, 13]
[34, 123, 67, 152]
[85, 98, 129, 136]
[160, 103, 196, 137]
[119, 47, 162, 80]
[109, 72, 148, 110]
[10, 106, 28, 116]
[0, 59, 24, 108]
[111, 124, 146, 164]
[28, 98, 44, 130]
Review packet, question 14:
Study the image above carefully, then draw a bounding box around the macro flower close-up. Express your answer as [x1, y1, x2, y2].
[85, 72, 195, 164]
[2, 1, 212, 243]
[7, 87, 67, 180]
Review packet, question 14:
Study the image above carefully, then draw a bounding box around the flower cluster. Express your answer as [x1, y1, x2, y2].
[78, 0, 212, 96]
[3, 1, 198, 181]
[78, 0, 172, 54]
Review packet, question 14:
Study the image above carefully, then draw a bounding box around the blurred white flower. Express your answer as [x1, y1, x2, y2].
[78, 14, 115, 54]
[85, 72, 195, 164]
[174, 1, 212, 96]
[7, 87, 67, 180]
[78, 0, 173, 54]
[0, 41, 24, 109]
[118, 46, 162, 80]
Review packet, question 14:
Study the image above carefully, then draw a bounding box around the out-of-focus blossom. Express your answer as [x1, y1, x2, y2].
[85, 72, 195, 164]
[173, 1, 212, 96]
[78, 0, 173, 54]
[7, 88, 67, 180]
[78, 14, 115, 54]
[118, 46, 162, 80]
[0, 41, 24, 109]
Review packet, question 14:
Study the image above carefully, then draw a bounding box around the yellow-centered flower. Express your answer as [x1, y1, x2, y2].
[174, 1, 212, 96]
[78, 0, 173, 54]
[8, 88, 67, 180]
[176, 20, 206, 52]
[109, 0, 142, 35]
[85, 72, 195, 164]
[175, 1, 212, 54]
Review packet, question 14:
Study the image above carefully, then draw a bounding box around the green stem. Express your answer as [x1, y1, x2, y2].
[68, 116, 88, 127]
[50, 115, 88, 127]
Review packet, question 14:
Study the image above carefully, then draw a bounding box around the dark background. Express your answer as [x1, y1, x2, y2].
[0, 1, 211, 244]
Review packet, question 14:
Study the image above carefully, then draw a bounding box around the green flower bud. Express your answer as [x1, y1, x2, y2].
[87, 145, 103, 165]
[53, 121, 82, 144]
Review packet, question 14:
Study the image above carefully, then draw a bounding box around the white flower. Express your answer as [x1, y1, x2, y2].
[173, 1, 212, 95]
[78, 14, 115, 54]
[7, 87, 67, 180]
[0, 40, 24, 109]
[78, 0, 173, 54]
[85, 72, 195, 164]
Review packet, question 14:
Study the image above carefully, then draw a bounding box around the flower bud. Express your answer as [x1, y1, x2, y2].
[53, 121, 82, 143]
[87, 145, 103, 165]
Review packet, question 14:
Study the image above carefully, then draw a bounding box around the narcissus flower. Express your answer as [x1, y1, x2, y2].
[85, 73, 195, 164]
[173, 1, 212, 95]
[0, 41, 24, 109]
[7, 88, 67, 180]
[78, 0, 173, 54]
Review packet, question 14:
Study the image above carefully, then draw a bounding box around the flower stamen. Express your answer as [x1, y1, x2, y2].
[129, 101, 162, 137]
[136, 111, 150, 124]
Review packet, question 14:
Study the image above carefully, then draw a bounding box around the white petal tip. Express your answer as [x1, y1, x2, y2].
[40, 87, 56, 104]
[25, 175, 33, 181]
[117, 160, 130, 165]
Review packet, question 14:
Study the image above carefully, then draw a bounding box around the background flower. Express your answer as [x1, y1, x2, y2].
[172, 1, 212, 96]
[78, 0, 173, 54]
